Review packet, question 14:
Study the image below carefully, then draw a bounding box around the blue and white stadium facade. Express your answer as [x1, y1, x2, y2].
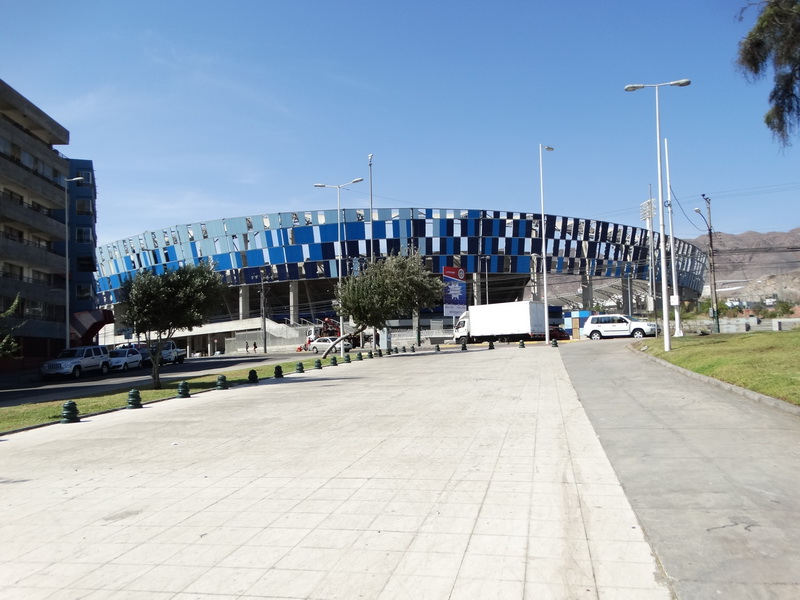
[95, 207, 708, 353]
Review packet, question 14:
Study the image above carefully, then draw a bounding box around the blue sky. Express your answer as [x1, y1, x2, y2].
[4, 1, 797, 245]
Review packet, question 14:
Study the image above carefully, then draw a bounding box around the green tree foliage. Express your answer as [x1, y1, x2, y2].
[737, 0, 800, 145]
[0, 294, 23, 358]
[120, 261, 226, 388]
[336, 249, 445, 335]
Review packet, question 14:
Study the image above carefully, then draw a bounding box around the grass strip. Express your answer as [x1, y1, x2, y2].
[0, 356, 343, 434]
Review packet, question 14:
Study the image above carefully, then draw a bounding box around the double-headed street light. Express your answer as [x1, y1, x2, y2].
[695, 196, 720, 334]
[314, 177, 364, 357]
[314, 178, 364, 284]
[539, 144, 554, 345]
[624, 79, 691, 352]
[64, 175, 84, 347]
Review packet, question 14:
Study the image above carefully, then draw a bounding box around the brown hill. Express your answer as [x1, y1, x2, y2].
[688, 228, 800, 302]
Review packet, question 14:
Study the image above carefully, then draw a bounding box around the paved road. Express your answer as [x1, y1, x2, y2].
[1, 340, 798, 598]
[560, 338, 800, 599]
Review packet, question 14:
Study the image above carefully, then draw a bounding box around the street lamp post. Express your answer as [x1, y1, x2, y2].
[314, 177, 364, 356]
[695, 197, 720, 333]
[63, 175, 84, 347]
[624, 78, 691, 352]
[368, 155, 374, 263]
[539, 144, 554, 345]
[664, 138, 683, 337]
[367, 155, 379, 350]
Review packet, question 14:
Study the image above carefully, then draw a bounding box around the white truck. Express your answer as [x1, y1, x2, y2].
[155, 340, 186, 364]
[453, 301, 547, 344]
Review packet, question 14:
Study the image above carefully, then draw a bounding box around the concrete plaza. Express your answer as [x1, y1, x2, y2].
[1, 341, 798, 599]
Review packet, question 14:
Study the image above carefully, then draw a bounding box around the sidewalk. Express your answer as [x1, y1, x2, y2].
[561, 339, 800, 599]
[0, 344, 670, 599]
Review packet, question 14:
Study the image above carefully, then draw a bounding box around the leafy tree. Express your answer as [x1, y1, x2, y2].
[334, 249, 444, 356]
[774, 299, 795, 316]
[737, 1, 800, 145]
[120, 261, 226, 388]
[0, 294, 23, 358]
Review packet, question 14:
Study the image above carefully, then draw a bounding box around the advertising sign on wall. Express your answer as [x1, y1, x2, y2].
[443, 266, 466, 318]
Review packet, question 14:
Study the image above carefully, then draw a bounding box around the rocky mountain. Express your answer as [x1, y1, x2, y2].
[688, 228, 800, 302]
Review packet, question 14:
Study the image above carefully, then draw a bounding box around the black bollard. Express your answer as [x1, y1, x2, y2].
[435, 345, 440, 352]
[330, 356, 338, 366]
[248, 369, 259, 383]
[356, 352, 363, 361]
[367, 351, 374, 359]
[518, 340, 525, 348]
[177, 381, 191, 398]
[127, 389, 142, 409]
[314, 359, 323, 369]
[216, 375, 229, 390]
[488, 341, 495, 350]
[274, 365, 284, 378]
[344, 354, 351, 363]
[296, 362, 305, 373]
[461, 342, 467, 351]
[60, 400, 80, 423]
[551, 338, 559, 348]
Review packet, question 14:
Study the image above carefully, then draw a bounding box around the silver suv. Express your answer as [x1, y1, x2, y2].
[583, 314, 658, 340]
[40, 345, 111, 379]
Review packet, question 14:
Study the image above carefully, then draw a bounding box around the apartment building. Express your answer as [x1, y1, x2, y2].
[0, 80, 105, 369]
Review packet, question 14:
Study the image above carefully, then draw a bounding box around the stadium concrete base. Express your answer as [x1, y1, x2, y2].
[0, 345, 670, 599]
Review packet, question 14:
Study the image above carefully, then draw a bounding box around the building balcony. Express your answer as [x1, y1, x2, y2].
[0, 233, 65, 272]
[0, 190, 65, 239]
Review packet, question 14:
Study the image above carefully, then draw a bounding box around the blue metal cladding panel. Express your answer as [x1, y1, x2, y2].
[308, 243, 323, 261]
[292, 226, 314, 245]
[245, 249, 264, 266]
[241, 267, 262, 284]
[372, 221, 386, 239]
[285, 245, 304, 264]
[214, 254, 232, 270]
[345, 221, 366, 240]
[320, 223, 337, 243]
[321, 242, 336, 260]
[268, 247, 286, 264]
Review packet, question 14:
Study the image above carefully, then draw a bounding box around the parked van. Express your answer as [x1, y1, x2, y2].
[40, 345, 111, 379]
[583, 314, 658, 340]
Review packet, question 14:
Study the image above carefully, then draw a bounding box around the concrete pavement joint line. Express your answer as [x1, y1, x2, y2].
[552, 348, 674, 599]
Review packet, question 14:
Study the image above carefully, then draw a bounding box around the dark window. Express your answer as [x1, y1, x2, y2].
[76, 256, 97, 272]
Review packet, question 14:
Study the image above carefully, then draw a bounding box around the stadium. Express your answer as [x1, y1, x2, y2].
[95, 207, 708, 354]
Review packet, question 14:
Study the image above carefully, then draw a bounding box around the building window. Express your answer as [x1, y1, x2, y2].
[76, 255, 97, 272]
[76, 284, 93, 300]
[76, 227, 93, 244]
[76, 198, 93, 215]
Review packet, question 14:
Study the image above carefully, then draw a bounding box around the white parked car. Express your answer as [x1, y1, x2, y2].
[308, 337, 352, 354]
[583, 314, 658, 340]
[109, 348, 143, 371]
[40, 345, 111, 379]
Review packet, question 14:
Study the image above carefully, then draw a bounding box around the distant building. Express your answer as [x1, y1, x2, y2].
[0, 80, 108, 370]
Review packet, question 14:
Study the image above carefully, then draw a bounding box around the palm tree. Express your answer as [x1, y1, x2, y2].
[737, 0, 800, 145]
